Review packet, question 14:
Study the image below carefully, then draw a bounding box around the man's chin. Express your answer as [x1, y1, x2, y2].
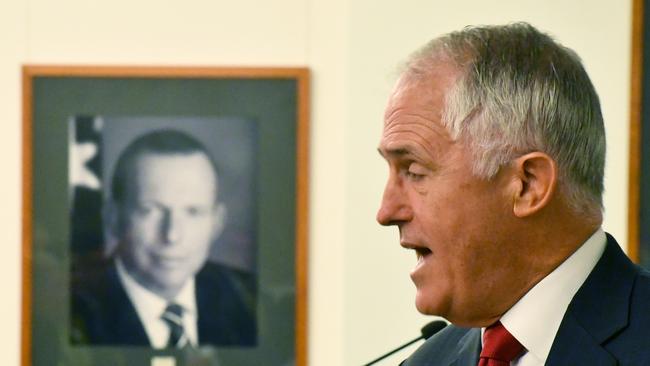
[147, 273, 191, 297]
[414, 292, 445, 316]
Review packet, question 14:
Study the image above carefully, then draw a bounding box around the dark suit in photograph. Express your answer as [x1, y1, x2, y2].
[402, 235, 650, 366]
[70, 259, 257, 347]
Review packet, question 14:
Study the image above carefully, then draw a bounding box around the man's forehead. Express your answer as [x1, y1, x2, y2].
[381, 90, 455, 141]
[384, 67, 459, 120]
[137, 150, 207, 160]
[126, 152, 219, 191]
[133, 151, 216, 172]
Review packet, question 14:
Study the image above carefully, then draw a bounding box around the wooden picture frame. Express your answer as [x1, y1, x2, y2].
[630, 0, 649, 268]
[22, 66, 309, 366]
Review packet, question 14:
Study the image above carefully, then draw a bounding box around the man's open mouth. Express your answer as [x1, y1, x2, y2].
[415, 247, 432, 261]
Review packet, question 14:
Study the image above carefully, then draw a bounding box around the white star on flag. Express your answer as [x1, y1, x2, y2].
[70, 140, 101, 190]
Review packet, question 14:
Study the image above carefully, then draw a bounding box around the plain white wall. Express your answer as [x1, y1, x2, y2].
[1, 1, 28, 366]
[0, 0, 632, 365]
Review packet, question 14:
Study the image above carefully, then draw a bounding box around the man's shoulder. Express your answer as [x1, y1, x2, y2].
[70, 257, 129, 317]
[71, 257, 120, 299]
[198, 261, 253, 278]
[633, 265, 650, 291]
[607, 267, 650, 353]
[195, 261, 258, 346]
[631, 266, 650, 300]
[195, 261, 256, 308]
[402, 325, 480, 366]
[629, 267, 650, 323]
[550, 235, 650, 364]
[588, 235, 650, 321]
[70, 258, 148, 345]
[196, 261, 256, 293]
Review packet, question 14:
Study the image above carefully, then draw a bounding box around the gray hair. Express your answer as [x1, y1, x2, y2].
[403, 22, 605, 220]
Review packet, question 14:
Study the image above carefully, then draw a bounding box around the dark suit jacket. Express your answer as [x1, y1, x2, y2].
[402, 234, 650, 365]
[70, 259, 257, 347]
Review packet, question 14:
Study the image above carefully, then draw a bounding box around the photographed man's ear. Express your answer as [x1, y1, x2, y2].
[511, 152, 558, 218]
[210, 203, 227, 240]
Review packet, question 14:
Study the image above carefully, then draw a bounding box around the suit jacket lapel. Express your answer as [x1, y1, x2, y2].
[546, 313, 616, 365]
[547, 234, 635, 365]
[401, 326, 480, 366]
[451, 328, 481, 366]
[106, 263, 151, 345]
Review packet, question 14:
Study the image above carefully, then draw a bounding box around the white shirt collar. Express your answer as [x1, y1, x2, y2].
[495, 228, 607, 365]
[115, 258, 198, 348]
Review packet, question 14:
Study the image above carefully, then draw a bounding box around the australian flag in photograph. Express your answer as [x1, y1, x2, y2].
[69, 115, 104, 257]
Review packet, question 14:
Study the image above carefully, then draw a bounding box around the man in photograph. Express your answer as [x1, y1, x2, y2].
[376, 23, 650, 364]
[71, 129, 256, 348]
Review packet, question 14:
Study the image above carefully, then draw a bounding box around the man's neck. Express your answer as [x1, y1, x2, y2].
[117, 256, 185, 301]
[460, 220, 601, 327]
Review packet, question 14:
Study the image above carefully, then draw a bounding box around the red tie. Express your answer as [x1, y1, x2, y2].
[478, 321, 525, 366]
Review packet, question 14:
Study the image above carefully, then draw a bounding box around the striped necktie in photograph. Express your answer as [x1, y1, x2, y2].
[161, 303, 189, 348]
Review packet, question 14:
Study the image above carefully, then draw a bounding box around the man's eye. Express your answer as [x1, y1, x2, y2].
[134, 205, 158, 216]
[187, 207, 209, 216]
[405, 170, 424, 180]
[405, 163, 427, 180]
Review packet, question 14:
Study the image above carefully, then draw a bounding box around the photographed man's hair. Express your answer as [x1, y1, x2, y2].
[402, 22, 605, 220]
[111, 129, 219, 204]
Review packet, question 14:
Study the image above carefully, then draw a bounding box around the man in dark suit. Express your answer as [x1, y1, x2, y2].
[71, 129, 256, 347]
[376, 23, 650, 364]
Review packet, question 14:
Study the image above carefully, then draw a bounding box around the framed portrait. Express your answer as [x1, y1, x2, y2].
[22, 66, 309, 366]
[630, 0, 650, 270]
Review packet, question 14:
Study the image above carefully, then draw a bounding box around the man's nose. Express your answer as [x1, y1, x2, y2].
[376, 177, 412, 226]
[161, 210, 183, 244]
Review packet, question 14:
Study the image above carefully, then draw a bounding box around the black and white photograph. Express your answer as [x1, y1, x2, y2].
[69, 115, 259, 348]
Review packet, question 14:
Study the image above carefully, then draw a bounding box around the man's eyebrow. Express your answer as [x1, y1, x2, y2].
[377, 146, 413, 159]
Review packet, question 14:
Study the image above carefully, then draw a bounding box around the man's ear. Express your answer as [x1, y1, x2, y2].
[511, 152, 558, 218]
[211, 203, 227, 240]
